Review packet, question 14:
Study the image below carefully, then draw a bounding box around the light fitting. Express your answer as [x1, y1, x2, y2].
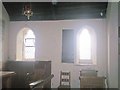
[23, 3, 33, 20]
[100, 12, 103, 16]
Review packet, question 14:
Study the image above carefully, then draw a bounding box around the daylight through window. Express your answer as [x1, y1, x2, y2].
[76, 28, 96, 65]
[16, 28, 35, 61]
[24, 30, 35, 59]
[79, 29, 91, 60]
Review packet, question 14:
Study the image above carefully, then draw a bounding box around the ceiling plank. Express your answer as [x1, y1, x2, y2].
[3, 2, 108, 21]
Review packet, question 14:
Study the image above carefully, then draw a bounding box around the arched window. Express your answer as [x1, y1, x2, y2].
[16, 28, 35, 61]
[79, 29, 91, 60]
[76, 28, 96, 65]
[24, 30, 35, 59]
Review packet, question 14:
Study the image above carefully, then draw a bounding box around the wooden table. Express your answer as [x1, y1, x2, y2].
[0, 71, 15, 88]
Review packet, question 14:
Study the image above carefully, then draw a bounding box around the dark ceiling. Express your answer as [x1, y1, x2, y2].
[3, 2, 108, 21]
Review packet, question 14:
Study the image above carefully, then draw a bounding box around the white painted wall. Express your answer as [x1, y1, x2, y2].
[0, 1, 2, 70]
[118, 38, 120, 89]
[1, 3, 9, 69]
[0, 1, 2, 89]
[8, 19, 107, 88]
[118, 2, 120, 89]
[0, 2, 9, 89]
[106, 2, 118, 88]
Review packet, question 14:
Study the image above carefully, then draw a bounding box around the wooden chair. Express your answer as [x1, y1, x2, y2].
[80, 69, 98, 77]
[79, 76, 106, 88]
[58, 71, 71, 88]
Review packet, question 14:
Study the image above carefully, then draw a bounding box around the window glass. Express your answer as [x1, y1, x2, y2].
[24, 30, 35, 59]
[25, 47, 35, 59]
[78, 29, 91, 60]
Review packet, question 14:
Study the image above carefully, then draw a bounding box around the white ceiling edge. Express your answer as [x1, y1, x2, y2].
[108, 0, 119, 2]
[1, 0, 109, 2]
[2, 0, 120, 2]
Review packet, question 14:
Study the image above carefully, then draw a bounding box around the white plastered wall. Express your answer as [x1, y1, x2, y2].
[106, 2, 118, 88]
[1, 2, 9, 69]
[8, 19, 107, 88]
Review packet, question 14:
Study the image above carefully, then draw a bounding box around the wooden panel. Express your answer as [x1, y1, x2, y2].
[1, 71, 15, 88]
[80, 70, 98, 77]
[80, 76, 106, 88]
[4, 61, 51, 88]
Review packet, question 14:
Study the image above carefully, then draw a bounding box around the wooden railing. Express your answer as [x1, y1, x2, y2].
[29, 74, 54, 89]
